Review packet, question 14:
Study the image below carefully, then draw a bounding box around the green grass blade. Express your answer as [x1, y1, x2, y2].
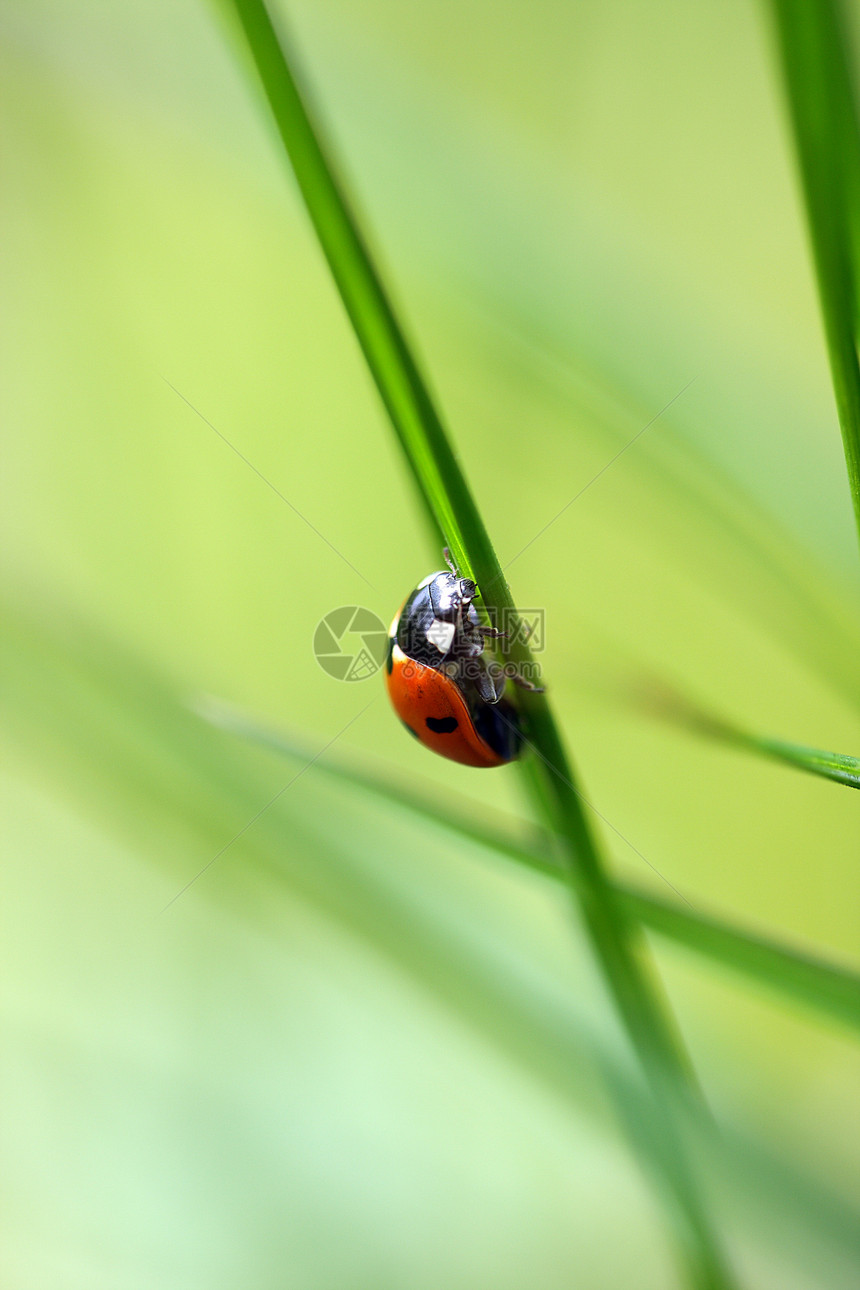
[738, 735, 860, 788]
[623, 888, 860, 1034]
[203, 699, 860, 1034]
[641, 683, 860, 790]
[4, 590, 856, 1281]
[0, 592, 645, 1144]
[218, 0, 458, 564]
[770, 0, 860, 549]
[221, 5, 738, 1282]
[714, 728, 860, 790]
[219, 0, 689, 1076]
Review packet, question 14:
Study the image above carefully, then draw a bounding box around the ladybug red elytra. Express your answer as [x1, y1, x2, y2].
[384, 550, 540, 767]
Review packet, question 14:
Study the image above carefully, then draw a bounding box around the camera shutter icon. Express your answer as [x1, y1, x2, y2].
[314, 606, 389, 681]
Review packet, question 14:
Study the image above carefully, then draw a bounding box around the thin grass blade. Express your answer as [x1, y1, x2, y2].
[203, 698, 860, 1034]
[770, 0, 860, 549]
[640, 681, 860, 790]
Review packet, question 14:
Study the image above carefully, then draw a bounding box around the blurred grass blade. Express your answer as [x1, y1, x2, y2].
[625, 890, 860, 1034]
[4, 590, 857, 1281]
[203, 699, 860, 1034]
[222, 5, 738, 1283]
[641, 682, 860, 789]
[770, 0, 860, 548]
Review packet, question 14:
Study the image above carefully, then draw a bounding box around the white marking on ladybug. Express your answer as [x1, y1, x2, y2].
[426, 619, 456, 653]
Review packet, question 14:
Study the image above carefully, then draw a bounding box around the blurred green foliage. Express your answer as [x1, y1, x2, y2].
[2, 2, 859, 1287]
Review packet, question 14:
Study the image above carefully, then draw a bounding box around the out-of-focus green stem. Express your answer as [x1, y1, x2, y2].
[203, 698, 860, 1036]
[771, 0, 860, 552]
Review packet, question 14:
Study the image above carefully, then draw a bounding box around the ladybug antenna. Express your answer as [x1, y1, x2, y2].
[443, 546, 459, 577]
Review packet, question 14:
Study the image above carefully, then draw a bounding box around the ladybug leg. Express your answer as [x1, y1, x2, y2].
[468, 656, 507, 704]
[478, 625, 507, 639]
[510, 670, 545, 693]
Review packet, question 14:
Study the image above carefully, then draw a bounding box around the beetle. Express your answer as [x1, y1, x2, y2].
[384, 550, 540, 767]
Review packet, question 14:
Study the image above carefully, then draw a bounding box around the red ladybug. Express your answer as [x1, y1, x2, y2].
[385, 551, 538, 767]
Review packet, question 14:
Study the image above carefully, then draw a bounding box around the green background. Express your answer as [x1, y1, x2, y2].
[2, 2, 859, 1286]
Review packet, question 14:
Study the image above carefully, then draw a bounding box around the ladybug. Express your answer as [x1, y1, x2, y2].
[385, 550, 540, 767]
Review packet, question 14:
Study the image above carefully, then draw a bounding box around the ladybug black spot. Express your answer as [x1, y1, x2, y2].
[425, 716, 459, 734]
